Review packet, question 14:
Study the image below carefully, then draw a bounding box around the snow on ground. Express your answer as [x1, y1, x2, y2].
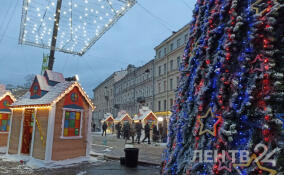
[0, 147, 7, 154]
[76, 170, 87, 175]
[0, 154, 98, 170]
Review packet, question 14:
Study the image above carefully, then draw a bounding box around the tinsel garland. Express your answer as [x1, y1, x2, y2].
[162, 0, 283, 174]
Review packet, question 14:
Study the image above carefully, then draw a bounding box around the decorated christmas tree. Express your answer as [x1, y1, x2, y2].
[162, 0, 284, 174]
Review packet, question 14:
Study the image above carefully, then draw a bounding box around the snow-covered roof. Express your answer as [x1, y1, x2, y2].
[133, 106, 157, 121]
[0, 87, 16, 102]
[45, 70, 65, 83]
[102, 113, 114, 122]
[12, 81, 73, 107]
[115, 113, 131, 121]
[36, 75, 50, 91]
[11, 71, 95, 110]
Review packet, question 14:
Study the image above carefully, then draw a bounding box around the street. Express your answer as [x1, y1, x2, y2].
[91, 132, 166, 165]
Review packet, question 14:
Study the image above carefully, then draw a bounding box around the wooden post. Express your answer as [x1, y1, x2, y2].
[48, 0, 63, 70]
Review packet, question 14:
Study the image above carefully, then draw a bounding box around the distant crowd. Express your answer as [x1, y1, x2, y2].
[99, 120, 166, 144]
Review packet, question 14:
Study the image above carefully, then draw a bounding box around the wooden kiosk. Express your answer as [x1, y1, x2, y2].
[101, 113, 114, 133]
[0, 85, 16, 147]
[134, 106, 158, 128]
[7, 70, 95, 161]
[115, 110, 132, 125]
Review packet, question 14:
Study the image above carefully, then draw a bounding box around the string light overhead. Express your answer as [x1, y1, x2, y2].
[19, 0, 136, 56]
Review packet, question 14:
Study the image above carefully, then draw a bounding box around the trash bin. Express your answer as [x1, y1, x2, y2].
[124, 148, 139, 167]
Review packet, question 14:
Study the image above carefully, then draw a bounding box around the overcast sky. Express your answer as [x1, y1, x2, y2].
[0, 0, 195, 96]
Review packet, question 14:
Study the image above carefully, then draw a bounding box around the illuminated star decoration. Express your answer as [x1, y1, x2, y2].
[250, 54, 269, 73]
[217, 151, 232, 172]
[276, 113, 284, 129]
[197, 108, 223, 137]
[233, 154, 277, 175]
[251, 0, 279, 15]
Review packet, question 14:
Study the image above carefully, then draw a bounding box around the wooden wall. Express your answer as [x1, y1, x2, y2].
[32, 108, 49, 160]
[51, 92, 89, 161]
[8, 109, 23, 154]
[0, 133, 8, 147]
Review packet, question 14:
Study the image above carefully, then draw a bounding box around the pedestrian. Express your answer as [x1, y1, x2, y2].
[142, 122, 151, 144]
[112, 123, 114, 134]
[159, 124, 163, 142]
[93, 122, 96, 132]
[152, 123, 159, 142]
[129, 121, 136, 144]
[135, 120, 142, 144]
[123, 122, 130, 143]
[102, 121, 107, 136]
[116, 122, 122, 139]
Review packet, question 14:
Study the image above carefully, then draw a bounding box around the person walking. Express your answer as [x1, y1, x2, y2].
[152, 124, 159, 142]
[123, 122, 130, 143]
[129, 121, 136, 144]
[142, 122, 151, 144]
[102, 121, 107, 136]
[93, 122, 96, 132]
[116, 122, 122, 139]
[135, 120, 142, 144]
[112, 123, 115, 134]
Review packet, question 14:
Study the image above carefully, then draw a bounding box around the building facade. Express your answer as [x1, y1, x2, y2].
[113, 61, 154, 117]
[93, 70, 127, 126]
[153, 24, 190, 115]
[93, 23, 190, 125]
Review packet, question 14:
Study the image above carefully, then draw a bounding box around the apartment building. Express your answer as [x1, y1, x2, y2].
[153, 24, 190, 114]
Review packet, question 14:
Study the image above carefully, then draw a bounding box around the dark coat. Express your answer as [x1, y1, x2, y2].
[102, 123, 108, 130]
[144, 123, 150, 134]
[135, 122, 142, 134]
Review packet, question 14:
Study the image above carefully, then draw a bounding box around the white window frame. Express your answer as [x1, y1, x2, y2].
[60, 108, 84, 139]
[0, 111, 11, 134]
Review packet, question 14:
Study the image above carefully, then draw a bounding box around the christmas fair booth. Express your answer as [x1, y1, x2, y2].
[133, 106, 157, 128]
[101, 113, 114, 133]
[0, 85, 16, 147]
[115, 110, 132, 125]
[7, 70, 95, 162]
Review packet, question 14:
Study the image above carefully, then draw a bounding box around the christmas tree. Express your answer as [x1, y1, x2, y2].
[162, 0, 284, 174]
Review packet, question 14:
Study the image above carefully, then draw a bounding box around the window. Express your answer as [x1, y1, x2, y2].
[158, 51, 161, 58]
[158, 66, 161, 76]
[164, 100, 167, 111]
[170, 60, 173, 71]
[0, 113, 10, 132]
[164, 63, 166, 74]
[170, 43, 173, 51]
[170, 79, 173, 90]
[177, 39, 181, 47]
[158, 83, 161, 93]
[184, 34, 188, 43]
[33, 85, 39, 94]
[163, 80, 167, 92]
[62, 109, 83, 138]
[170, 99, 173, 107]
[176, 76, 179, 89]
[164, 47, 167, 56]
[158, 101, 161, 111]
[177, 56, 180, 69]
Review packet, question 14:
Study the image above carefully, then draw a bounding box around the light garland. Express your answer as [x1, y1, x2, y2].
[19, 0, 136, 56]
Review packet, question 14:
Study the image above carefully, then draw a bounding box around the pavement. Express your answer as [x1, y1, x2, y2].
[90, 132, 166, 165]
[0, 132, 164, 175]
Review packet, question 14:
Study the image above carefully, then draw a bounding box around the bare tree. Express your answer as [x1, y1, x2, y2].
[24, 74, 35, 88]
